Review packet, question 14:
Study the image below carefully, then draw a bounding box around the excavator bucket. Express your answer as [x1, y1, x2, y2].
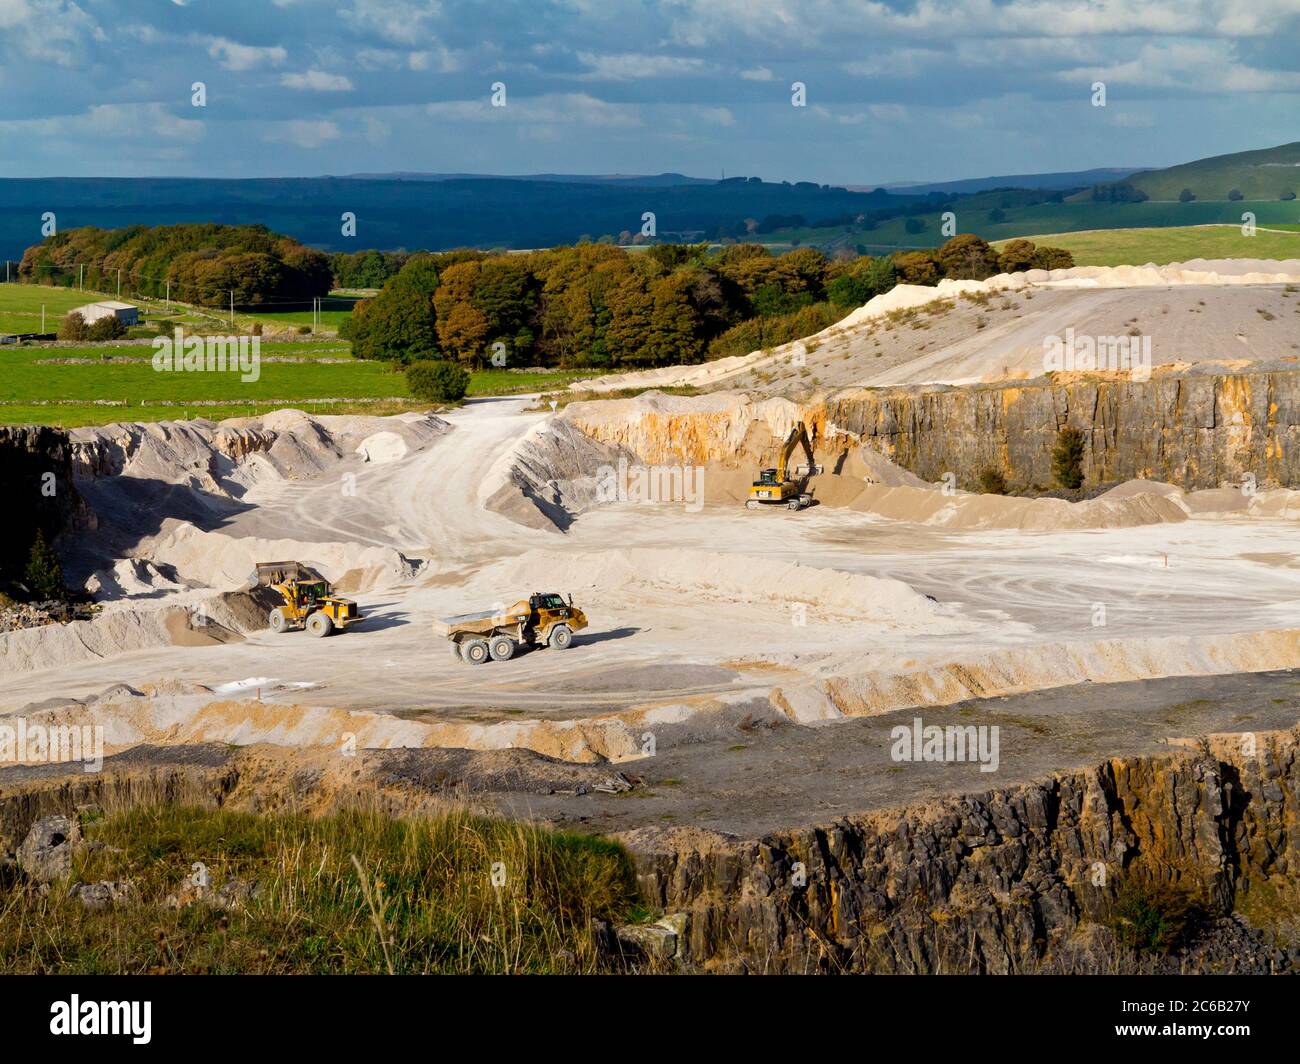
[793, 462, 824, 478]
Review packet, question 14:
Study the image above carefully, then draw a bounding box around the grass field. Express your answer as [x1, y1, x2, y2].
[991, 225, 1300, 267]
[238, 292, 361, 331]
[0, 325, 591, 426]
[769, 200, 1300, 255]
[0, 282, 226, 334]
[1, 803, 637, 974]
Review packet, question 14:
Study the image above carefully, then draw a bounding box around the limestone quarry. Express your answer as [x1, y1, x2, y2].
[5, 259, 1300, 973]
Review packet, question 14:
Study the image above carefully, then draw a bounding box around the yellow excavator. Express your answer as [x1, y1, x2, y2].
[746, 422, 823, 511]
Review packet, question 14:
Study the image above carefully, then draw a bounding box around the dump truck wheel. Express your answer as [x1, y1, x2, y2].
[450, 640, 463, 660]
[269, 608, 290, 633]
[488, 635, 515, 661]
[462, 638, 490, 665]
[548, 624, 573, 650]
[307, 612, 334, 638]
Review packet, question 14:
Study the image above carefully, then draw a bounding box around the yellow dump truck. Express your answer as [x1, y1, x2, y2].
[434, 592, 587, 664]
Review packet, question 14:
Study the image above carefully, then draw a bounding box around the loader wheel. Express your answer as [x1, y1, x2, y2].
[462, 638, 490, 665]
[268, 607, 290, 634]
[488, 635, 516, 662]
[307, 611, 334, 638]
[548, 624, 573, 650]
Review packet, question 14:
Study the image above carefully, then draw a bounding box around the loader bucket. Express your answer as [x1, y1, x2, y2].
[249, 561, 326, 588]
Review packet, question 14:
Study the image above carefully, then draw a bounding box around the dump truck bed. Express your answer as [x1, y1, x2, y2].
[431, 601, 530, 639]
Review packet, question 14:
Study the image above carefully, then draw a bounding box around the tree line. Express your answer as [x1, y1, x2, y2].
[342, 235, 1074, 370]
[18, 224, 333, 307]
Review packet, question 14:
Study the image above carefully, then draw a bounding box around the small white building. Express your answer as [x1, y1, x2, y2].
[72, 300, 140, 326]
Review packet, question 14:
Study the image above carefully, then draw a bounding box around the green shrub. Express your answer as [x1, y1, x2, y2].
[1110, 881, 1202, 955]
[57, 312, 89, 341]
[978, 468, 1008, 494]
[406, 359, 470, 404]
[23, 529, 65, 601]
[1051, 426, 1086, 489]
[86, 315, 127, 341]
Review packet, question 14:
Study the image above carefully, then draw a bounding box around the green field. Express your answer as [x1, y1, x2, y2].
[0, 292, 590, 426]
[239, 292, 361, 331]
[0, 282, 227, 334]
[769, 200, 1300, 255]
[992, 225, 1300, 267]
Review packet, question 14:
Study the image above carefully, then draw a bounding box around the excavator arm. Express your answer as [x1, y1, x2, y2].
[776, 423, 822, 481]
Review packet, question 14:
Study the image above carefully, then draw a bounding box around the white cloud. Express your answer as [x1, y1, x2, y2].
[425, 92, 641, 128]
[0, 0, 105, 65]
[281, 69, 354, 91]
[575, 52, 710, 79]
[0, 102, 203, 142]
[208, 37, 287, 71]
[740, 66, 774, 81]
[265, 119, 341, 148]
[343, 0, 441, 47]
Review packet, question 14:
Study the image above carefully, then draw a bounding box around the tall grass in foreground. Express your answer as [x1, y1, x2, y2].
[0, 804, 638, 974]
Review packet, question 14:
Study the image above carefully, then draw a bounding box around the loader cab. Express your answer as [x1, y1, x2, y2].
[297, 581, 328, 606]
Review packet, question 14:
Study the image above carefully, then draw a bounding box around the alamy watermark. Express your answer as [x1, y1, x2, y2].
[596, 457, 704, 512]
[152, 327, 261, 383]
[891, 716, 1000, 773]
[0, 718, 104, 772]
[1042, 328, 1151, 382]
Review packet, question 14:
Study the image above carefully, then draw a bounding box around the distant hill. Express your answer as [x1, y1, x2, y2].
[875, 167, 1146, 196]
[1105, 141, 1300, 202]
[342, 172, 718, 186]
[0, 176, 918, 261]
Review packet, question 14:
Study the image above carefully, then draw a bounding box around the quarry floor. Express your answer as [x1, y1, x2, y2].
[5, 394, 1300, 838]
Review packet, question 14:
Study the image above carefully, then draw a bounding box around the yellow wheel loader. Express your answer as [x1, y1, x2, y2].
[434, 592, 588, 664]
[252, 561, 362, 638]
[747, 422, 824, 511]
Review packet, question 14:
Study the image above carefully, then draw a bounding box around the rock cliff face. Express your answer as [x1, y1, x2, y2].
[625, 727, 1300, 973]
[565, 369, 1300, 492]
[2, 727, 1295, 973]
[0, 425, 91, 585]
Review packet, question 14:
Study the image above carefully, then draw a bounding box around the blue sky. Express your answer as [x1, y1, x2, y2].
[1, 0, 1298, 184]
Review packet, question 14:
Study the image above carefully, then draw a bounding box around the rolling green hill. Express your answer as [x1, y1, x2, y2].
[992, 225, 1300, 267]
[1114, 141, 1300, 202]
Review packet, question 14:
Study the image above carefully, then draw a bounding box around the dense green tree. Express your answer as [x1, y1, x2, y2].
[935, 234, 1000, 280]
[19, 223, 331, 307]
[24, 530, 65, 601]
[827, 256, 896, 307]
[1052, 427, 1087, 490]
[349, 287, 437, 362]
[891, 250, 941, 286]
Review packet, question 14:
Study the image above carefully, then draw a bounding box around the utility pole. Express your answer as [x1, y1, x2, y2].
[230, 290, 235, 328]
[117, 268, 121, 299]
[41, 305, 45, 332]
[4, 261, 9, 283]
[78, 264, 84, 290]
[165, 280, 170, 306]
